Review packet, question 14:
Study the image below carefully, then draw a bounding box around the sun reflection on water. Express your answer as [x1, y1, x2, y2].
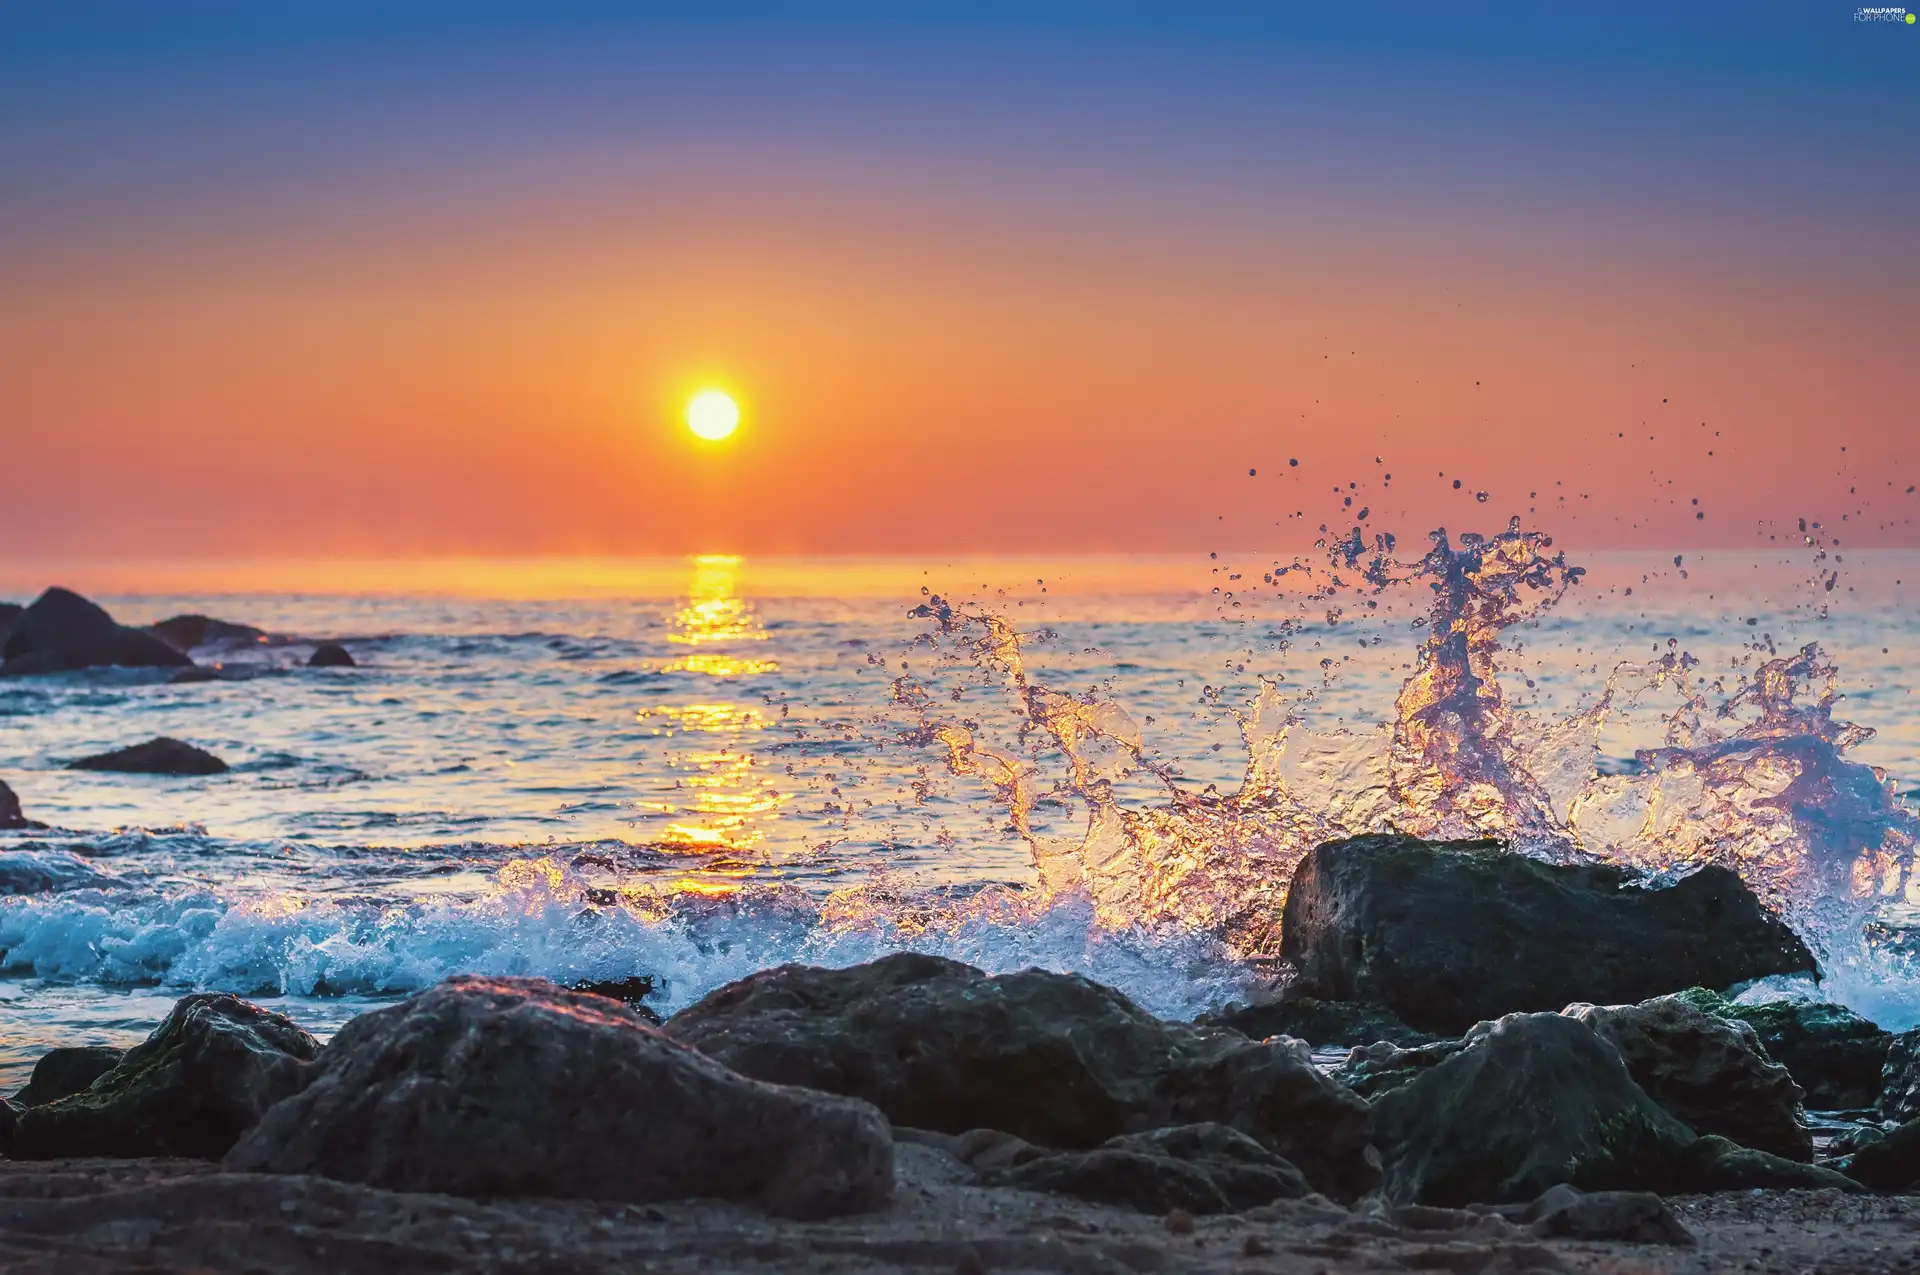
[632, 555, 788, 868]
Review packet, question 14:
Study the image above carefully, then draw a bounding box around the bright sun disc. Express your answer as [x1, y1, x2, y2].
[686, 390, 740, 441]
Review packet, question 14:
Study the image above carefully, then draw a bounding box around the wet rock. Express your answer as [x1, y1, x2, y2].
[1370, 1011, 1696, 1206]
[992, 1123, 1310, 1215]
[307, 642, 355, 668]
[67, 737, 228, 776]
[226, 975, 893, 1218]
[13, 993, 318, 1160]
[0, 778, 46, 830]
[1518, 1184, 1695, 1246]
[1336, 1037, 1469, 1100]
[0, 587, 193, 677]
[11, 1045, 124, 1107]
[666, 953, 1378, 1201]
[1203, 995, 1438, 1049]
[147, 614, 272, 652]
[1565, 996, 1812, 1160]
[1878, 1029, 1920, 1123]
[1281, 835, 1818, 1035]
[572, 975, 663, 1023]
[1838, 1117, 1920, 1191]
[1676, 988, 1892, 1111]
[1681, 1135, 1861, 1192]
[894, 1126, 1048, 1173]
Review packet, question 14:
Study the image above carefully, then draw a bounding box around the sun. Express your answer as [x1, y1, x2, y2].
[686, 389, 740, 441]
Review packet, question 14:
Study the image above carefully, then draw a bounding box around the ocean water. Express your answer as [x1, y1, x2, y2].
[3, 537, 1918, 1090]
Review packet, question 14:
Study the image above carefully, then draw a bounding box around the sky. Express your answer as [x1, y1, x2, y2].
[2, 2, 1916, 561]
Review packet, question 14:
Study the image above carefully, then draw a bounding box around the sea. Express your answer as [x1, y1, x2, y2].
[3, 530, 1918, 1092]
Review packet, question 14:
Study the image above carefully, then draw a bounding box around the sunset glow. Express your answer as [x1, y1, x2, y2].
[686, 390, 741, 443]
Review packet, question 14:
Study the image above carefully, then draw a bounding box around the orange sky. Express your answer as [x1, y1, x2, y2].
[4, 9, 1916, 560]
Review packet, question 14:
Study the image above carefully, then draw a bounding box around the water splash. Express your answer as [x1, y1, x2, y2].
[895, 518, 1919, 977]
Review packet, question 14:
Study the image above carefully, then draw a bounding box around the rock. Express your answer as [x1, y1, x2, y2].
[1676, 988, 1892, 1111]
[1370, 1011, 1697, 1206]
[1838, 1117, 1920, 1191]
[1203, 995, 1438, 1048]
[0, 600, 21, 645]
[1879, 1029, 1920, 1123]
[67, 737, 228, 776]
[1518, 1184, 1694, 1246]
[0, 587, 193, 677]
[308, 642, 355, 668]
[572, 975, 663, 1024]
[1336, 1037, 1469, 1100]
[665, 953, 1378, 1202]
[1680, 1136, 1861, 1192]
[894, 1126, 1049, 1173]
[225, 975, 894, 1218]
[992, 1123, 1310, 1215]
[0, 779, 46, 830]
[1281, 835, 1818, 1035]
[147, 614, 272, 652]
[12, 993, 317, 1160]
[1564, 996, 1812, 1160]
[10, 1045, 124, 1107]
[0, 1097, 14, 1155]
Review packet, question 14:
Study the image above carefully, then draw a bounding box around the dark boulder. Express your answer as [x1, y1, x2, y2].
[1370, 1011, 1697, 1206]
[0, 587, 193, 677]
[0, 1097, 14, 1156]
[1336, 1037, 1469, 1101]
[1838, 1117, 1920, 1191]
[11, 1045, 124, 1107]
[0, 601, 21, 645]
[991, 1123, 1309, 1215]
[308, 642, 355, 668]
[1878, 1029, 1920, 1124]
[665, 953, 1378, 1202]
[12, 993, 318, 1159]
[1281, 835, 1817, 1035]
[1370, 1011, 1855, 1206]
[68, 737, 228, 776]
[0, 778, 46, 830]
[225, 975, 893, 1218]
[1203, 995, 1437, 1049]
[1565, 996, 1812, 1160]
[1676, 988, 1892, 1111]
[147, 614, 272, 653]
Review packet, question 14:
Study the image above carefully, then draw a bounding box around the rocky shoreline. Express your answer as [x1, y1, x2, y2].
[3, 836, 1919, 1272]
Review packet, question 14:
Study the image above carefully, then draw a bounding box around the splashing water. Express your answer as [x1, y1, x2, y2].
[895, 518, 1919, 979]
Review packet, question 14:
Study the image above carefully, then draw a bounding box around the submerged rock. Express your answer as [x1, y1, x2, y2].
[307, 642, 355, 668]
[666, 953, 1378, 1202]
[10, 1045, 124, 1108]
[0, 587, 193, 677]
[147, 614, 273, 652]
[0, 779, 45, 830]
[226, 975, 894, 1218]
[1878, 1029, 1920, 1124]
[1676, 988, 1892, 1111]
[1203, 995, 1438, 1049]
[67, 737, 228, 776]
[1281, 835, 1817, 1035]
[991, 1123, 1310, 1215]
[1565, 996, 1812, 1160]
[1838, 1117, 1920, 1191]
[1370, 1011, 1697, 1206]
[13, 993, 317, 1159]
